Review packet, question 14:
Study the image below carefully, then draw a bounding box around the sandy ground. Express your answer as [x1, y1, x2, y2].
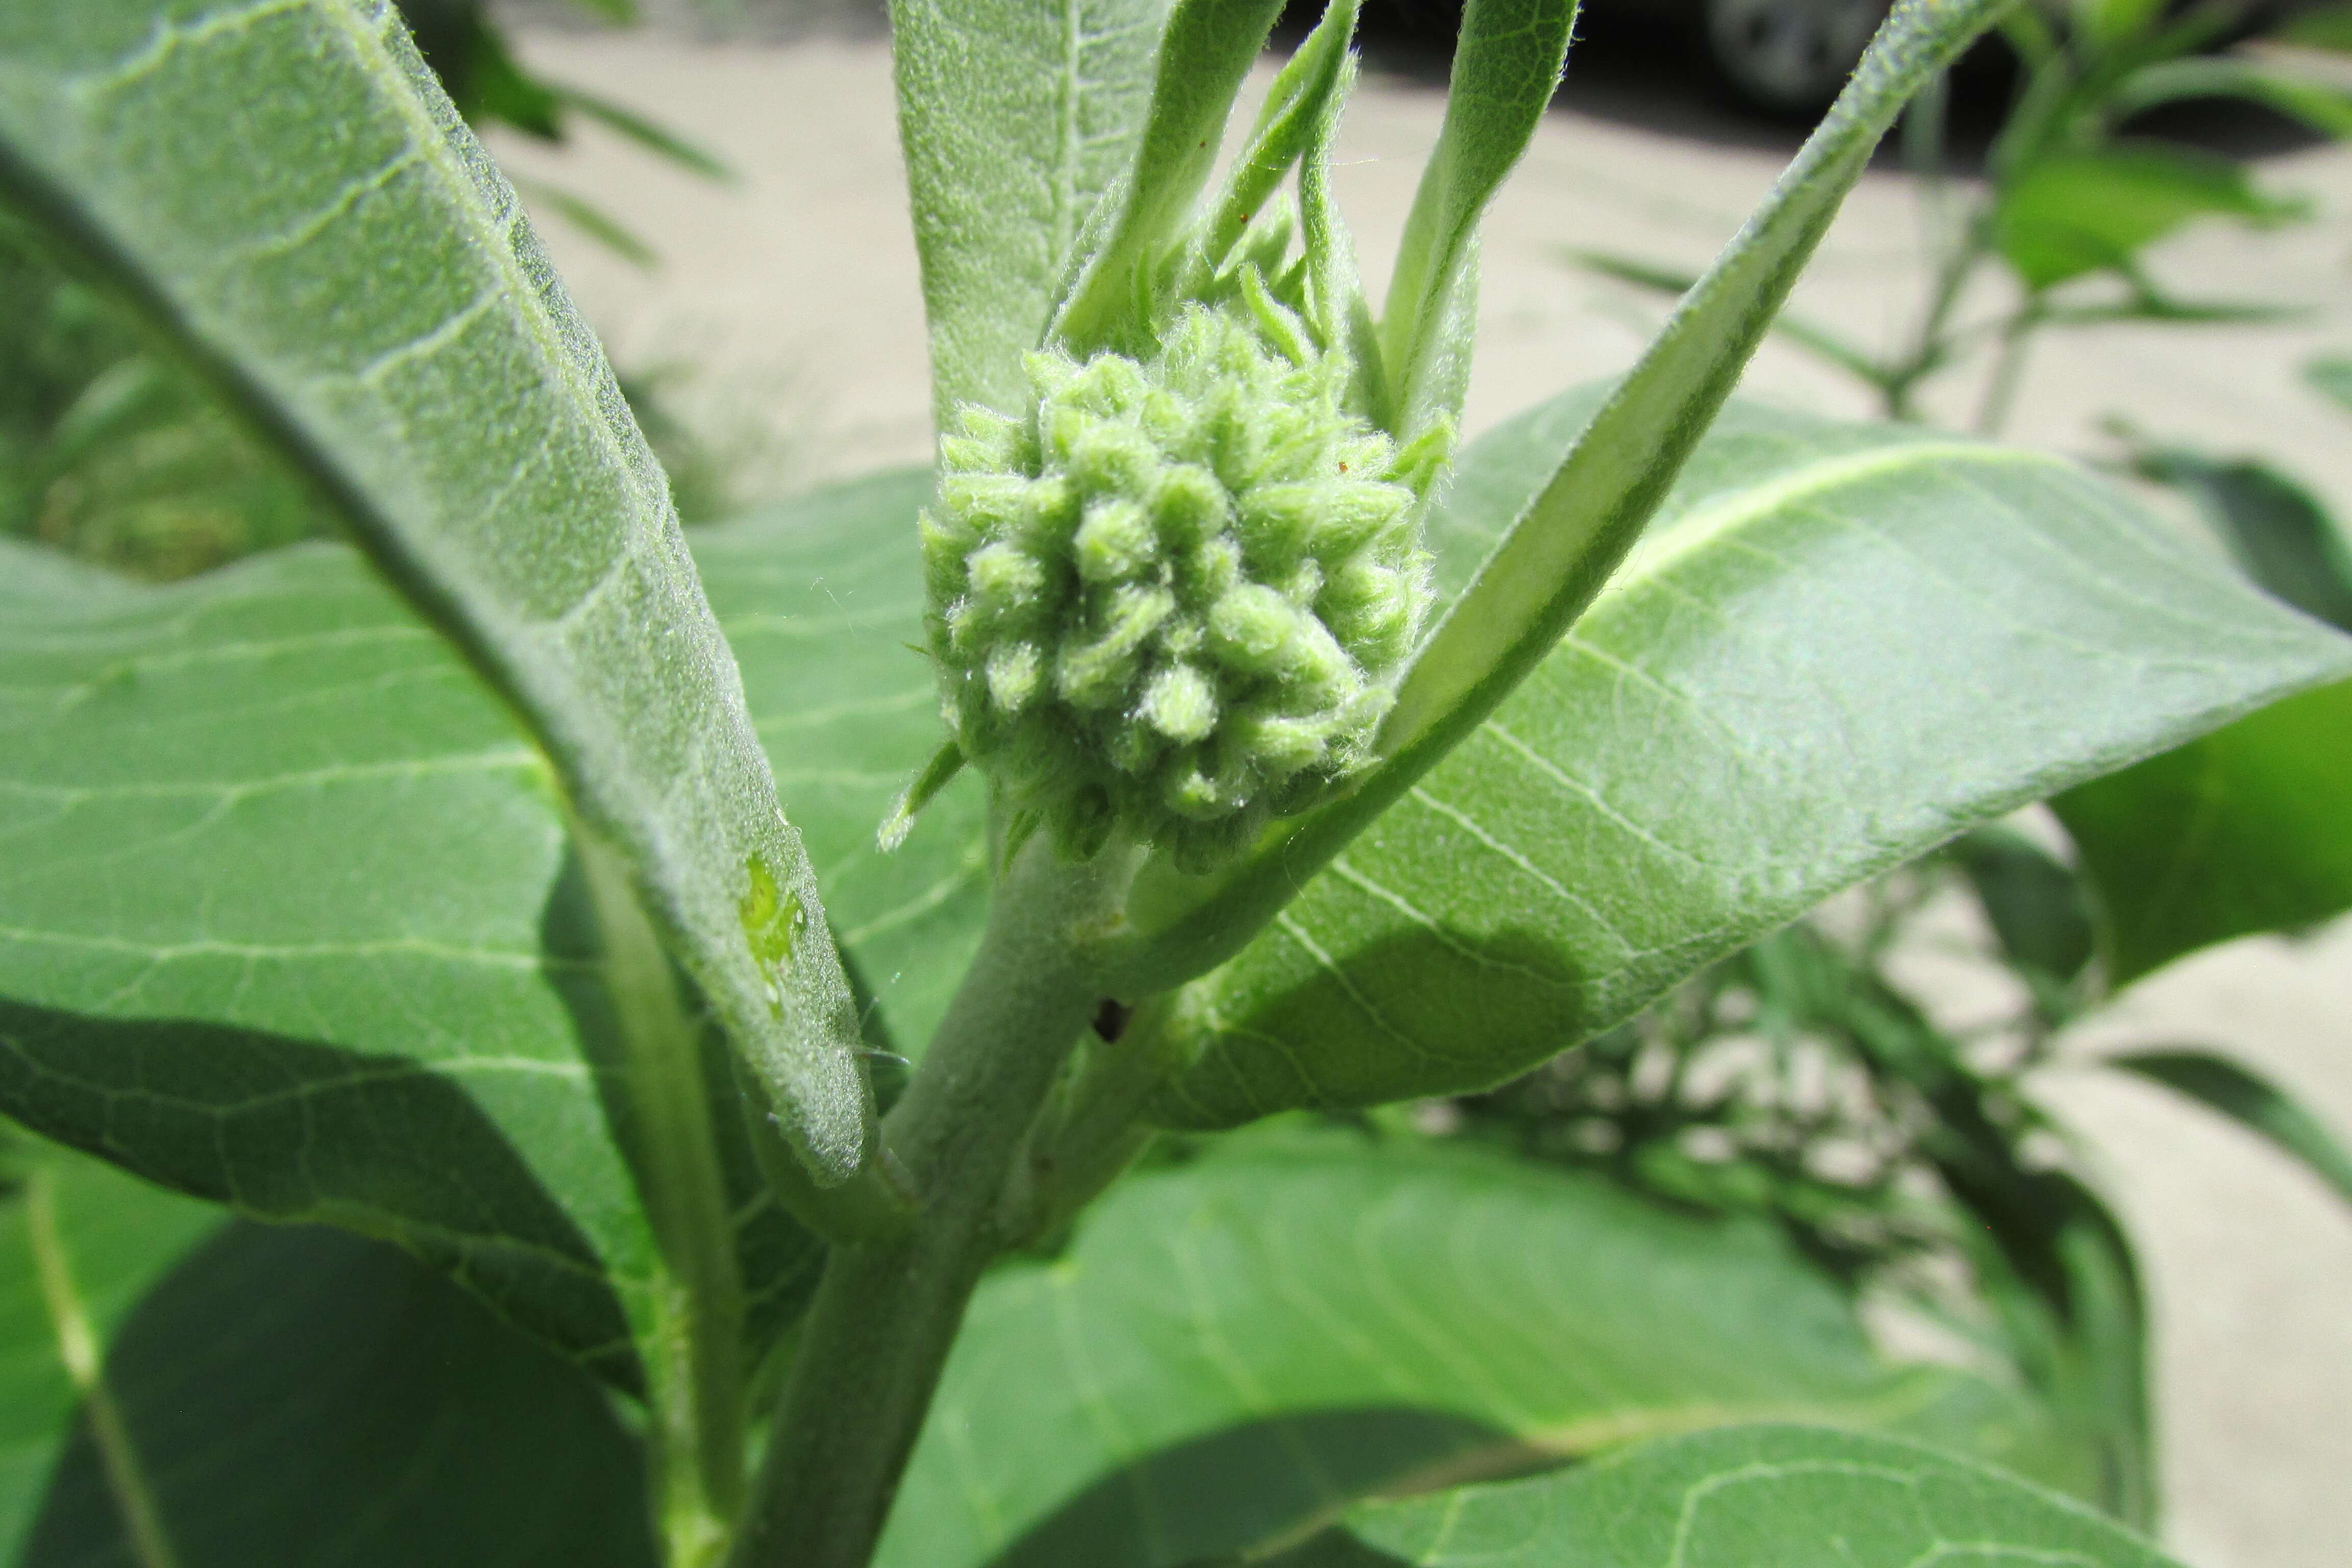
[485, 25, 2352, 1566]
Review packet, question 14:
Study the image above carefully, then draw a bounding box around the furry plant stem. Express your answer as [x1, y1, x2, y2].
[725, 839, 1140, 1568]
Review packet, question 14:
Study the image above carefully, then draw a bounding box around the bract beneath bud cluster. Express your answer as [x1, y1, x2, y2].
[922, 303, 1435, 871]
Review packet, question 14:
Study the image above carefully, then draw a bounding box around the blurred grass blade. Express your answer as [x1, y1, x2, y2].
[553, 85, 733, 181]
[2105, 56, 2352, 137]
[2109, 1049, 2352, 1208]
[509, 174, 659, 267]
[1378, 0, 1576, 440]
[0, 0, 871, 1180]
[1566, 246, 1892, 388]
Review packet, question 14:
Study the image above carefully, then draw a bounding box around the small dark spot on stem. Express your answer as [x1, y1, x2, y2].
[1091, 997, 1133, 1042]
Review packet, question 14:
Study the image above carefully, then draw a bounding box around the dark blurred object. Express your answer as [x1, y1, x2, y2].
[1323, 0, 2350, 116]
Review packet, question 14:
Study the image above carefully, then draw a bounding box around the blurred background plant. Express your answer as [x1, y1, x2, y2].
[0, 0, 742, 579]
[1574, 0, 2352, 429]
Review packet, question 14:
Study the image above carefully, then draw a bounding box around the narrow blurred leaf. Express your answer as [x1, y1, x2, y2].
[872, 1136, 2078, 1568]
[2309, 354, 2352, 415]
[1144, 394, 2352, 1126]
[2107, 56, 2352, 137]
[2054, 678, 2352, 984]
[891, 0, 1177, 419]
[510, 175, 659, 267]
[1280, 1425, 2179, 1568]
[2108, 1048, 2352, 1208]
[0, 0, 871, 1177]
[2272, 2, 2352, 52]
[1994, 144, 2303, 290]
[1566, 247, 1890, 387]
[554, 86, 732, 181]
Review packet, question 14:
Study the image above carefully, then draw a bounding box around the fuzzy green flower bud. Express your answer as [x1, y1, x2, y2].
[922, 301, 1437, 871]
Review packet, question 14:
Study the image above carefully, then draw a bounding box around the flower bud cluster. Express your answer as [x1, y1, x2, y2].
[922, 302, 1434, 870]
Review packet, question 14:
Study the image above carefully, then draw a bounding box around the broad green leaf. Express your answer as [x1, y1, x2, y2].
[0, 1135, 218, 1560]
[2105, 1048, 2352, 1208]
[1284, 1424, 2178, 1567]
[0, 0, 869, 1178]
[872, 1136, 2082, 1568]
[1145, 394, 2352, 1126]
[1378, 0, 1576, 439]
[15, 1209, 657, 1567]
[2053, 678, 2352, 983]
[1993, 144, 2304, 290]
[891, 0, 1176, 420]
[1952, 827, 2095, 995]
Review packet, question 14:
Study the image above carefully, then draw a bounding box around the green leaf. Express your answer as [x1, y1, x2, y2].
[552, 85, 732, 182]
[2126, 447, 2352, 632]
[0, 1135, 219, 1559]
[1144, 394, 2352, 1126]
[0, 540, 653, 1379]
[871, 1135, 2084, 1568]
[0, 0, 871, 1178]
[1993, 144, 2305, 291]
[1951, 826, 2095, 994]
[2105, 1048, 2352, 1208]
[1565, 248, 1890, 391]
[2053, 678, 2352, 984]
[1286, 1424, 2179, 1567]
[11, 1196, 657, 1565]
[2272, 1, 2352, 52]
[890, 0, 1177, 420]
[1377, 0, 1576, 439]
[2309, 354, 2352, 416]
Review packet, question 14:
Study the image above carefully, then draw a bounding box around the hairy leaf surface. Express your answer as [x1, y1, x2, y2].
[1147, 395, 2352, 1125]
[891, 0, 1175, 421]
[0, 478, 966, 1376]
[872, 1137, 2078, 1568]
[0, 0, 869, 1179]
[1284, 1424, 2177, 1567]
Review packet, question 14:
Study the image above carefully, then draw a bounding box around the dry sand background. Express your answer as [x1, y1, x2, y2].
[483, 17, 2352, 1564]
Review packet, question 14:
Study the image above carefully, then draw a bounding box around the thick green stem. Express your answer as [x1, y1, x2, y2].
[726, 841, 1138, 1568]
[576, 835, 748, 1562]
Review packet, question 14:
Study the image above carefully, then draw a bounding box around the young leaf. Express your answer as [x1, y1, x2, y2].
[13, 1202, 658, 1567]
[1283, 1424, 2179, 1567]
[2106, 1048, 2352, 1208]
[872, 1136, 2077, 1568]
[0, 0, 872, 1181]
[1049, 0, 1289, 356]
[891, 0, 1178, 420]
[2053, 678, 2352, 984]
[1993, 145, 2305, 290]
[1378, 0, 1577, 441]
[1141, 395, 2352, 1126]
